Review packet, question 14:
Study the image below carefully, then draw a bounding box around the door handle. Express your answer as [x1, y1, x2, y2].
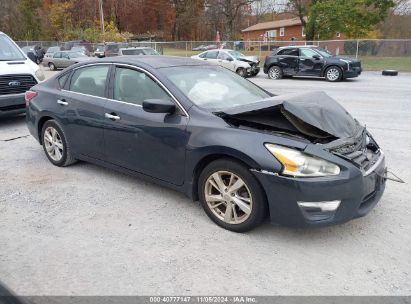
[105, 113, 121, 121]
[57, 99, 68, 106]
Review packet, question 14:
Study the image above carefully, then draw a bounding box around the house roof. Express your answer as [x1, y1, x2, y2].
[242, 17, 305, 33]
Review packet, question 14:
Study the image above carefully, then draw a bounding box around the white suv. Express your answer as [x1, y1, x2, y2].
[0, 32, 45, 117]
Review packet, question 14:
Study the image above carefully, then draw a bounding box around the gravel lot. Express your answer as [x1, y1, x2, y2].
[0, 70, 410, 296]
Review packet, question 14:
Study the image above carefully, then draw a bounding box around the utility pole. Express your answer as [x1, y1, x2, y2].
[98, 0, 105, 36]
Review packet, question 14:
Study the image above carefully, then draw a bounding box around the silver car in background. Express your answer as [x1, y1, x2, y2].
[191, 49, 260, 77]
[42, 51, 90, 70]
[118, 47, 160, 56]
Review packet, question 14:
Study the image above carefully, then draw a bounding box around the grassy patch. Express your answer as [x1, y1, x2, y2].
[161, 48, 411, 72]
[360, 57, 411, 72]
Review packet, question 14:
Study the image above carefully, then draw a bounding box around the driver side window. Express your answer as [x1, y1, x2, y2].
[113, 67, 171, 106]
[217, 52, 231, 61]
[300, 48, 320, 58]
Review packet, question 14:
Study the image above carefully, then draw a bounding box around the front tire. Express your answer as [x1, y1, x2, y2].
[268, 66, 283, 80]
[198, 159, 267, 232]
[48, 62, 56, 71]
[41, 120, 76, 167]
[236, 68, 246, 77]
[325, 66, 343, 82]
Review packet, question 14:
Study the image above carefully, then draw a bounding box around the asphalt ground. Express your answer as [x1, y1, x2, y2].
[0, 70, 410, 295]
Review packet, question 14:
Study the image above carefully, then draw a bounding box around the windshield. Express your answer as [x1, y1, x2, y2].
[165, 66, 270, 110]
[0, 35, 26, 61]
[228, 50, 245, 59]
[314, 47, 333, 57]
[95, 45, 104, 51]
[68, 52, 87, 58]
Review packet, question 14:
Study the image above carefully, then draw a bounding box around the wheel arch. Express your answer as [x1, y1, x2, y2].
[321, 64, 344, 77]
[37, 115, 57, 144]
[189, 151, 267, 203]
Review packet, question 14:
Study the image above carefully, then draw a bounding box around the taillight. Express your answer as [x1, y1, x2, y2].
[25, 91, 38, 107]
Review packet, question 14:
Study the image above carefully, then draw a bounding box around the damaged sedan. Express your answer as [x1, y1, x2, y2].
[26, 56, 386, 232]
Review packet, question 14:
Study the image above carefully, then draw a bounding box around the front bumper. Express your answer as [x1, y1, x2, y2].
[252, 153, 386, 228]
[344, 66, 362, 78]
[0, 93, 26, 117]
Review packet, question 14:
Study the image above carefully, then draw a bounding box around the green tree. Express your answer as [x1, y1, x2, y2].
[18, 0, 43, 40]
[290, 0, 395, 40]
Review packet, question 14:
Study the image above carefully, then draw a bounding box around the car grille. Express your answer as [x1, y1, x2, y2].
[330, 131, 380, 172]
[0, 74, 37, 95]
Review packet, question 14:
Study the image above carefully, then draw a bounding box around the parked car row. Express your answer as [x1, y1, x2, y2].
[1, 31, 384, 233]
[41, 47, 160, 70]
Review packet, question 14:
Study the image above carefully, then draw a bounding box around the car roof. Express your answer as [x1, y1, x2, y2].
[278, 45, 319, 49]
[84, 55, 208, 69]
[201, 49, 233, 52]
[120, 47, 153, 50]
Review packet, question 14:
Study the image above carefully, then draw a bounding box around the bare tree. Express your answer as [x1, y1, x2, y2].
[206, 0, 259, 40]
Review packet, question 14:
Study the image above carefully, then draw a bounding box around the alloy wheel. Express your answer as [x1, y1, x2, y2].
[268, 66, 281, 79]
[204, 171, 253, 225]
[43, 127, 64, 162]
[326, 68, 340, 81]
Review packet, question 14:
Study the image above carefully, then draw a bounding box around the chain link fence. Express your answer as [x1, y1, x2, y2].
[16, 39, 411, 71]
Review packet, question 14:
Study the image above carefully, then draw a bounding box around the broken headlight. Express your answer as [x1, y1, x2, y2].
[265, 144, 341, 177]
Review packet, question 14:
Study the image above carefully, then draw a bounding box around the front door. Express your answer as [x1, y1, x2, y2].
[298, 48, 325, 76]
[103, 65, 189, 185]
[217, 51, 236, 72]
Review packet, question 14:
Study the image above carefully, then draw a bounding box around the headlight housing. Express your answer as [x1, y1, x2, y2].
[265, 144, 340, 177]
[340, 59, 351, 70]
[35, 68, 45, 81]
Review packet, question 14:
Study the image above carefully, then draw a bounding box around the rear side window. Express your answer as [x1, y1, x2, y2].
[113, 67, 171, 106]
[69, 65, 109, 97]
[277, 48, 299, 56]
[53, 52, 62, 58]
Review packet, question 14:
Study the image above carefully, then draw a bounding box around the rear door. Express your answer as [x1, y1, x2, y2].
[276, 48, 299, 75]
[298, 48, 324, 76]
[58, 64, 111, 159]
[103, 65, 189, 185]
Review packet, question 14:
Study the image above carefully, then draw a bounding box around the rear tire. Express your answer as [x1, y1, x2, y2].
[198, 159, 267, 232]
[41, 120, 76, 167]
[48, 62, 56, 71]
[325, 66, 343, 82]
[268, 66, 283, 80]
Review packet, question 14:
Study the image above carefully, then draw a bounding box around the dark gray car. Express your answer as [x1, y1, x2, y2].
[26, 56, 386, 232]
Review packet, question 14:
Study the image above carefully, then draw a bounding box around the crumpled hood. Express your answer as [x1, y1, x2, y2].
[238, 55, 259, 63]
[216, 91, 361, 141]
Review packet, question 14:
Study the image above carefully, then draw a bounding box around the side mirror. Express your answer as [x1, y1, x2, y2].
[143, 99, 176, 114]
[27, 51, 37, 63]
[312, 54, 321, 60]
[227, 57, 234, 62]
